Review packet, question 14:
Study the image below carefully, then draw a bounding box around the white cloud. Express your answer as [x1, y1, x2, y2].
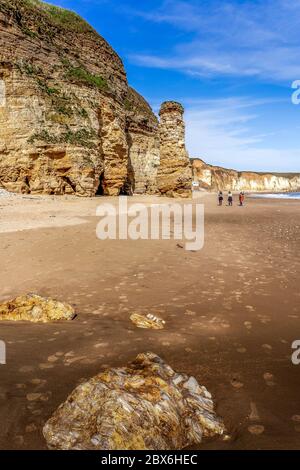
[129, 0, 300, 82]
[180, 98, 300, 172]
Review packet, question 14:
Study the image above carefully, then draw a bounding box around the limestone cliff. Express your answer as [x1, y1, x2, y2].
[0, 0, 129, 196]
[1, 0, 185, 197]
[0, 2, 297, 198]
[192, 159, 300, 193]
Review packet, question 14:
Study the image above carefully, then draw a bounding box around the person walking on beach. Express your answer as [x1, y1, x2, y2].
[228, 191, 233, 206]
[239, 192, 245, 206]
[218, 191, 224, 206]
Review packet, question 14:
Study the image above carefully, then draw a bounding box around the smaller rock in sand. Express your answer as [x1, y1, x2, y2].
[248, 425, 265, 435]
[0, 294, 76, 323]
[291, 415, 300, 423]
[130, 313, 166, 330]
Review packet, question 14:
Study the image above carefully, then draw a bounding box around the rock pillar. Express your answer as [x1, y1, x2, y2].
[157, 101, 192, 197]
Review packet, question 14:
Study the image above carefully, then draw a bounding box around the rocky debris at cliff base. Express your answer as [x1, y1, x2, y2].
[0, 294, 76, 323]
[0, 188, 16, 198]
[43, 352, 225, 450]
[130, 313, 165, 329]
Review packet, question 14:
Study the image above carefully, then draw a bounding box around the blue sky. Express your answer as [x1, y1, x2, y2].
[49, 0, 300, 171]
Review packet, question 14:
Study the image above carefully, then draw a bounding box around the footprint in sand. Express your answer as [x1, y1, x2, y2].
[64, 356, 86, 366]
[27, 391, 51, 402]
[246, 305, 255, 312]
[237, 347, 247, 354]
[39, 392, 51, 402]
[19, 366, 34, 373]
[26, 393, 42, 402]
[184, 310, 196, 316]
[249, 402, 260, 421]
[94, 342, 109, 348]
[30, 378, 46, 386]
[14, 435, 24, 446]
[39, 363, 54, 370]
[257, 315, 271, 324]
[263, 372, 275, 386]
[65, 351, 75, 357]
[47, 355, 59, 363]
[291, 415, 300, 423]
[248, 425, 265, 435]
[25, 423, 38, 433]
[230, 378, 244, 389]
[16, 384, 26, 389]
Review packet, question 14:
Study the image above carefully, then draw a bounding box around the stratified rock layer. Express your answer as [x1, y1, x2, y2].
[125, 88, 160, 195]
[0, 294, 75, 322]
[0, 0, 128, 196]
[0, 1, 192, 198]
[192, 159, 300, 192]
[157, 102, 192, 197]
[0, 0, 162, 197]
[43, 352, 225, 450]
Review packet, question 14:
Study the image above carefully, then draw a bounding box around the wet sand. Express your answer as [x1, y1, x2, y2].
[0, 192, 300, 450]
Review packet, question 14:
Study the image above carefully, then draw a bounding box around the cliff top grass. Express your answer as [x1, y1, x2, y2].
[0, 0, 95, 34]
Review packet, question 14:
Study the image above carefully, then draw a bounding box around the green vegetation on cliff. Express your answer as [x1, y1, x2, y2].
[28, 128, 97, 148]
[0, 0, 95, 34]
[62, 60, 109, 91]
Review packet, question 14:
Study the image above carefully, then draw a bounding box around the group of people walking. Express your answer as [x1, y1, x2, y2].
[218, 191, 245, 206]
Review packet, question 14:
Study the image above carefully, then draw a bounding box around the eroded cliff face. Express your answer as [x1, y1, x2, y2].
[4, 2, 293, 199]
[0, 0, 131, 196]
[0, 0, 181, 197]
[157, 102, 192, 198]
[192, 159, 300, 192]
[125, 87, 160, 195]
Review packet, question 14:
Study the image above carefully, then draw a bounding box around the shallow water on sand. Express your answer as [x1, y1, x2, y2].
[253, 192, 300, 199]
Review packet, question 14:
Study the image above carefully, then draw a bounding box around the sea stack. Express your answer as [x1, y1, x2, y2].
[157, 101, 192, 198]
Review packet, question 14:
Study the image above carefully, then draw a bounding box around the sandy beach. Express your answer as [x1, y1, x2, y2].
[0, 192, 300, 450]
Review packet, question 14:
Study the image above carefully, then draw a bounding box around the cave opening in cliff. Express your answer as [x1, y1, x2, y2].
[62, 176, 76, 193]
[96, 173, 105, 196]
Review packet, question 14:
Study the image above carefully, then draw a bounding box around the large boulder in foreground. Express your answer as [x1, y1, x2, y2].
[0, 294, 75, 322]
[43, 352, 225, 450]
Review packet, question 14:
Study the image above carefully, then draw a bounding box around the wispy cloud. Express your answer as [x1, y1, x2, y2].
[129, 0, 300, 82]
[180, 97, 300, 171]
